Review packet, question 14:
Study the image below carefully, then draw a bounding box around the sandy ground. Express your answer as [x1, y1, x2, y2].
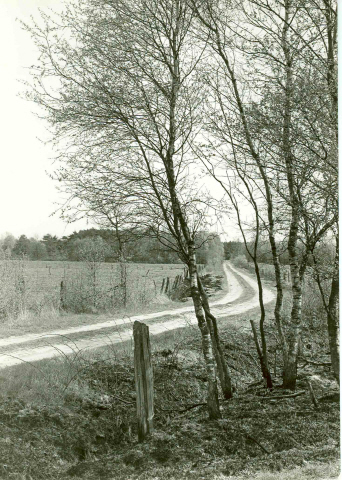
[0, 262, 274, 369]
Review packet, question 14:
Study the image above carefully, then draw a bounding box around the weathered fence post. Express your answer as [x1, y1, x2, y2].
[60, 280, 66, 311]
[133, 321, 154, 442]
[160, 278, 165, 294]
[165, 277, 170, 295]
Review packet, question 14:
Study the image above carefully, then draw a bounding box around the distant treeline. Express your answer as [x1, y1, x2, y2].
[0, 229, 224, 267]
[223, 240, 335, 266]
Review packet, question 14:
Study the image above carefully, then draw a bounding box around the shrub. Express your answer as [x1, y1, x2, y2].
[232, 255, 249, 269]
[301, 275, 328, 333]
[0, 252, 27, 320]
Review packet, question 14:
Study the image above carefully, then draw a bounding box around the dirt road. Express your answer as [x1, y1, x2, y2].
[0, 262, 274, 369]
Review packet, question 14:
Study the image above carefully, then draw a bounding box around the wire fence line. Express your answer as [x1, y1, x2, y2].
[0, 259, 191, 318]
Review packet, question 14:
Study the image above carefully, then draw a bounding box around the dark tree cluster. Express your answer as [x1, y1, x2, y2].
[1, 229, 224, 266]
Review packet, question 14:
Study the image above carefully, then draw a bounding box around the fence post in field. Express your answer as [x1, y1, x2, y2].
[133, 321, 154, 442]
[165, 276, 170, 295]
[60, 280, 66, 311]
[160, 278, 165, 294]
[172, 276, 178, 291]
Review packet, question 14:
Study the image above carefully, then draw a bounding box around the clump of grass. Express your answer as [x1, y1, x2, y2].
[231, 255, 249, 269]
[0, 253, 28, 321]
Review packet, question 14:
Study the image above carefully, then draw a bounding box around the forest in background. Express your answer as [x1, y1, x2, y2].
[0, 229, 224, 267]
[1, 230, 335, 271]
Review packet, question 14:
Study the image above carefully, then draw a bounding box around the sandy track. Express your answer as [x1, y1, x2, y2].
[0, 263, 274, 369]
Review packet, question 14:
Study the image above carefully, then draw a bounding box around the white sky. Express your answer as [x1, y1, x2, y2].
[0, 0, 247, 242]
[0, 0, 339, 244]
[0, 0, 89, 240]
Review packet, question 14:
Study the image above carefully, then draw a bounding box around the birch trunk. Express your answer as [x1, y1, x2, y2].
[281, 0, 302, 390]
[327, 238, 339, 383]
[198, 275, 233, 399]
[160, 2, 221, 418]
[253, 262, 273, 388]
[189, 244, 221, 418]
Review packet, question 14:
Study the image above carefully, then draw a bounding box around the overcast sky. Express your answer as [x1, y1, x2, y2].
[0, 0, 260, 242]
[0, 0, 340, 243]
[0, 0, 89, 240]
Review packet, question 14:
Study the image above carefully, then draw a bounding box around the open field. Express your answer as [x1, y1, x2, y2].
[0, 260, 205, 326]
[0, 260, 211, 336]
[24, 260, 188, 299]
[0, 263, 261, 363]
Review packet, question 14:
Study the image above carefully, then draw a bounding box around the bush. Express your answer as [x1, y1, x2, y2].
[232, 255, 249, 269]
[301, 276, 328, 334]
[0, 252, 27, 320]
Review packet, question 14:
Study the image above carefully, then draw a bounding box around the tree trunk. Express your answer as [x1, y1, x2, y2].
[270, 244, 287, 366]
[253, 262, 273, 389]
[250, 320, 273, 388]
[283, 249, 303, 390]
[197, 275, 233, 399]
[281, 0, 301, 390]
[120, 260, 127, 308]
[327, 238, 339, 383]
[283, 344, 300, 390]
[188, 244, 221, 419]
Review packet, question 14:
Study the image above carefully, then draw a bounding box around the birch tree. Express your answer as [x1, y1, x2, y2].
[191, 0, 337, 389]
[23, 0, 232, 417]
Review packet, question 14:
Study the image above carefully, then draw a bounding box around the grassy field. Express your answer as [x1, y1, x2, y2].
[0, 299, 339, 480]
[0, 260, 194, 326]
[231, 256, 292, 284]
[0, 260, 212, 336]
[24, 260, 187, 299]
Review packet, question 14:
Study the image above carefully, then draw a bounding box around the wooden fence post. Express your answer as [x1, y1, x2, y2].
[160, 278, 165, 294]
[165, 277, 170, 295]
[133, 321, 154, 442]
[60, 280, 66, 311]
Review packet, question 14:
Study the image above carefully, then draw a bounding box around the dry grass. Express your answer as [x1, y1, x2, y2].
[0, 261, 193, 335]
[231, 256, 291, 284]
[0, 260, 187, 317]
[212, 461, 340, 479]
[24, 260, 187, 298]
[0, 296, 339, 480]
[0, 262, 222, 337]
